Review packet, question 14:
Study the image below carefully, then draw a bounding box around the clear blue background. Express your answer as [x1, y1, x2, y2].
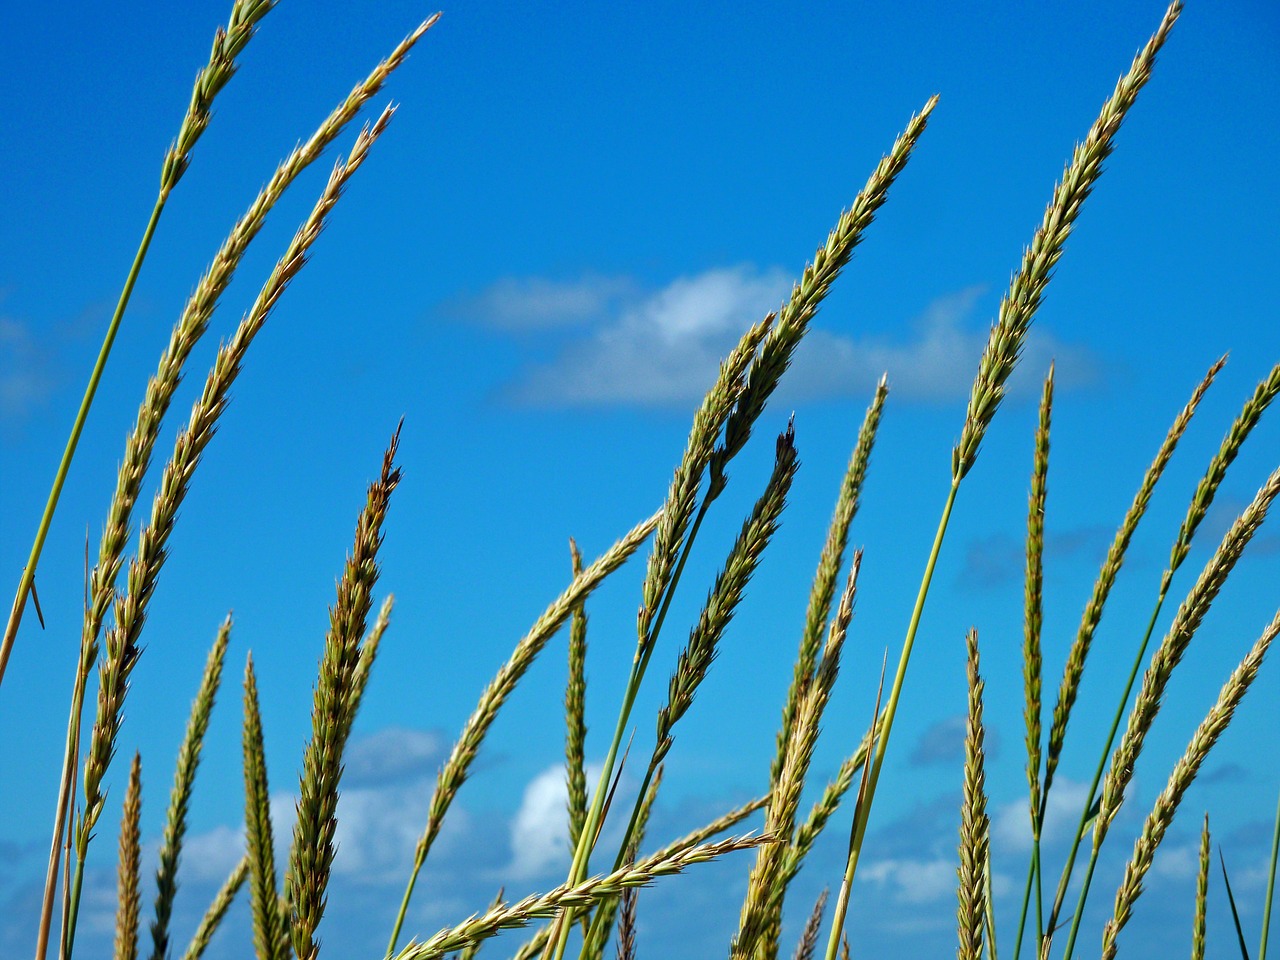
[1, 1, 1277, 957]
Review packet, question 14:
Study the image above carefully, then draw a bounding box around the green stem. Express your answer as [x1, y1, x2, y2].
[1044, 591, 1167, 952]
[61, 851, 88, 960]
[823, 478, 960, 960]
[0, 196, 166, 692]
[1260, 788, 1280, 960]
[1013, 856, 1036, 960]
[546, 499, 713, 960]
[1060, 844, 1100, 960]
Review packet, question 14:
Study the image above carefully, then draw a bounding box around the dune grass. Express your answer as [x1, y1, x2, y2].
[4, 2, 1278, 959]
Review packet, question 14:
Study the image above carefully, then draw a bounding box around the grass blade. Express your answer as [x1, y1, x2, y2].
[1262, 788, 1280, 960]
[1221, 849, 1254, 960]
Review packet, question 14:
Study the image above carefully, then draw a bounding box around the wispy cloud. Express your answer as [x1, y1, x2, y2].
[909, 714, 1001, 767]
[450, 272, 1102, 408]
[0, 316, 57, 424]
[958, 524, 1113, 589]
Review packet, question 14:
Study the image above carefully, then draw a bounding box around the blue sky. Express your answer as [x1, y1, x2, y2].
[2, 1, 1278, 957]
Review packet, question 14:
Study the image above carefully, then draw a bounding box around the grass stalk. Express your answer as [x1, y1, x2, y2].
[286, 429, 403, 960]
[1019, 356, 1224, 960]
[0, 0, 278, 691]
[742, 556, 860, 960]
[1193, 815, 1210, 960]
[149, 619, 232, 960]
[34, 24, 433, 948]
[770, 378, 888, 793]
[1017, 366, 1053, 958]
[1099, 610, 1280, 960]
[394, 834, 768, 960]
[958, 629, 991, 960]
[180, 856, 250, 960]
[243, 654, 286, 960]
[566, 539, 590, 857]
[836, 1, 1181, 915]
[793, 889, 829, 960]
[385, 510, 661, 958]
[62, 113, 394, 960]
[113, 753, 143, 960]
[1262, 789, 1280, 960]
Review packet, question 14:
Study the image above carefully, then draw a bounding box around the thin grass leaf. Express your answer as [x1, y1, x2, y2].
[180, 856, 250, 960]
[114, 753, 143, 960]
[1221, 850, 1254, 960]
[1262, 789, 1280, 960]
[150, 618, 232, 960]
[1099, 610, 1279, 960]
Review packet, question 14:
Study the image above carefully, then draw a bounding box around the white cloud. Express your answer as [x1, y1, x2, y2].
[502, 266, 790, 407]
[508, 765, 574, 880]
[991, 777, 1092, 853]
[460, 271, 1100, 408]
[859, 856, 957, 904]
[448, 274, 638, 331]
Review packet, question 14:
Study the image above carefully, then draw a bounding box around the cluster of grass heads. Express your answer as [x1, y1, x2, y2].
[4, 1, 1278, 959]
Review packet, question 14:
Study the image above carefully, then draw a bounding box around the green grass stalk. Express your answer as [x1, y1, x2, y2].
[1261, 789, 1280, 960]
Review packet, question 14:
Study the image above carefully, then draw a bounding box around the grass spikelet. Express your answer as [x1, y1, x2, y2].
[386, 510, 661, 957]
[952, 0, 1182, 480]
[1169, 360, 1280, 574]
[180, 856, 250, 960]
[79, 114, 395, 892]
[0, 0, 278, 687]
[657, 424, 799, 766]
[287, 428, 403, 960]
[351, 594, 394, 721]
[566, 538, 589, 855]
[394, 834, 768, 960]
[1042, 355, 1223, 804]
[615, 884, 637, 960]
[772, 377, 888, 793]
[715, 97, 934, 481]
[1097, 464, 1280, 844]
[243, 654, 285, 960]
[149, 617, 232, 960]
[793, 889, 829, 960]
[735, 557, 860, 960]
[957, 629, 990, 960]
[1100, 610, 1280, 960]
[114, 753, 143, 960]
[460, 888, 504, 960]
[1193, 814, 1209, 960]
[1024, 365, 1052, 826]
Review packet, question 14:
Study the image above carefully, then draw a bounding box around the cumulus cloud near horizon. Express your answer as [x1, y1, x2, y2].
[447, 271, 1102, 408]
